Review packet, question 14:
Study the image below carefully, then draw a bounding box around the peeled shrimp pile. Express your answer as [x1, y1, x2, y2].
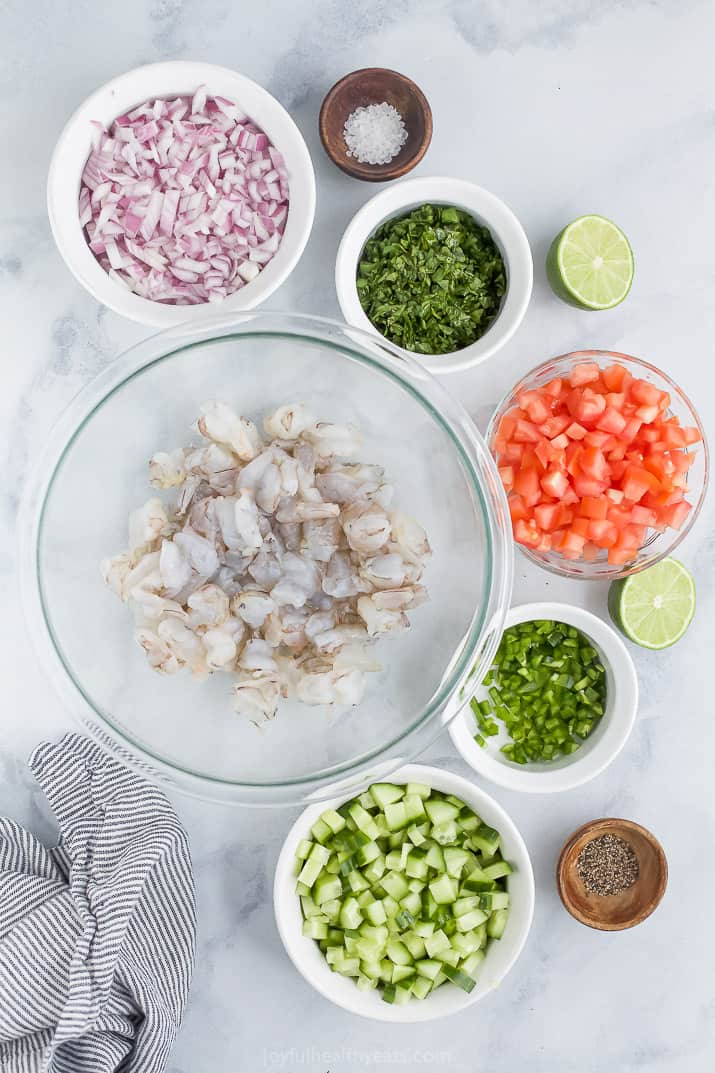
[102, 402, 430, 724]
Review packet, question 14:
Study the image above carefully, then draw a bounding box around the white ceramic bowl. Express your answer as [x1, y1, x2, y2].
[450, 603, 638, 793]
[47, 61, 316, 327]
[273, 763, 534, 1022]
[335, 176, 533, 375]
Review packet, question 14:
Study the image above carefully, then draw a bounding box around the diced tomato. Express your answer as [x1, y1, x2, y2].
[630, 379, 665, 408]
[498, 465, 515, 491]
[571, 516, 591, 538]
[588, 520, 619, 548]
[584, 430, 615, 451]
[494, 359, 701, 566]
[580, 496, 608, 520]
[513, 419, 543, 443]
[565, 421, 588, 440]
[508, 493, 529, 522]
[540, 467, 570, 498]
[542, 414, 571, 438]
[596, 406, 627, 435]
[629, 505, 657, 526]
[542, 378, 563, 398]
[513, 518, 542, 549]
[661, 500, 692, 529]
[601, 363, 629, 392]
[569, 363, 601, 387]
[514, 467, 541, 505]
[572, 475, 607, 497]
[580, 447, 609, 482]
[497, 413, 517, 440]
[517, 390, 552, 424]
[608, 546, 635, 566]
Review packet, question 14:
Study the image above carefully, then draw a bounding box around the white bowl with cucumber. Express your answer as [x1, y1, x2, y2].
[273, 764, 534, 1022]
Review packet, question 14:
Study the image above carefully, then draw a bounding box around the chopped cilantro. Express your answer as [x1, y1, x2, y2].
[356, 203, 507, 355]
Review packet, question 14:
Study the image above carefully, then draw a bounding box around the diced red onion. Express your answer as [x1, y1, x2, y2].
[79, 86, 290, 305]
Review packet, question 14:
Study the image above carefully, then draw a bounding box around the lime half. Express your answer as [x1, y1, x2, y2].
[608, 558, 696, 650]
[546, 214, 634, 310]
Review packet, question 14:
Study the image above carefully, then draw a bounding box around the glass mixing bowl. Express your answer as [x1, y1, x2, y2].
[487, 350, 708, 580]
[20, 312, 512, 805]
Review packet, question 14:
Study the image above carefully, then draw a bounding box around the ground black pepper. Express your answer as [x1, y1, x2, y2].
[577, 833, 639, 896]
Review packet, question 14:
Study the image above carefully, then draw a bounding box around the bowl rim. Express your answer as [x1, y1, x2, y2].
[18, 311, 513, 806]
[449, 601, 639, 793]
[273, 762, 535, 1022]
[486, 349, 710, 580]
[47, 60, 316, 327]
[335, 175, 533, 375]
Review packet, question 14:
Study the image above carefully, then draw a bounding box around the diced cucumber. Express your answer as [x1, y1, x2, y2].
[461, 949, 486, 976]
[486, 908, 509, 939]
[455, 908, 488, 932]
[348, 803, 380, 841]
[381, 870, 410, 901]
[364, 899, 387, 926]
[444, 847, 470, 878]
[483, 860, 513, 880]
[370, 783, 405, 808]
[406, 782, 431, 799]
[320, 809, 347, 835]
[479, 891, 510, 911]
[314, 874, 342, 905]
[407, 823, 428, 846]
[441, 964, 476, 993]
[415, 958, 442, 981]
[412, 975, 433, 999]
[434, 946, 460, 967]
[424, 929, 450, 957]
[461, 866, 495, 893]
[296, 780, 513, 1006]
[295, 838, 314, 860]
[429, 874, 458, 905]
[431, 821, 459, 846]
[403, 931, 426, 960]
[424, 799, 460, 825]
[310, 818, 333, 845]
[339, 897, 363, 930]
[425, 844, 445, 871]
[471, 824, 501, 856]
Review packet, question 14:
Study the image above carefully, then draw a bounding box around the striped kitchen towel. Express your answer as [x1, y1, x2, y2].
[0, 734, 196, 1073]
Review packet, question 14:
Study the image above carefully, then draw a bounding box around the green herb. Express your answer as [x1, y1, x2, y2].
[471, 620, 607, 764]
[356, 203, 506, 355]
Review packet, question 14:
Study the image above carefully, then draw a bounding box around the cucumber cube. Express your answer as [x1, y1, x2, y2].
[429, 873, 458, 905]
[369, 783, 405, 808]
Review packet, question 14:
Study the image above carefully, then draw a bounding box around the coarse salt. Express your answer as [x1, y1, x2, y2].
[343, 102, 408, 165]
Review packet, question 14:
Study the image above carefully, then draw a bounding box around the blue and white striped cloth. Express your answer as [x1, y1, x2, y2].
[0, 734, 196, 1073]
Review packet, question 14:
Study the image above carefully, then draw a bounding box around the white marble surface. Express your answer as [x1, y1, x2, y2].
[2, 2, 715, 1070]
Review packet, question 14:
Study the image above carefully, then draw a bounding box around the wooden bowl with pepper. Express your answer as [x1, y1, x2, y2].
[557, 818, 667, 931]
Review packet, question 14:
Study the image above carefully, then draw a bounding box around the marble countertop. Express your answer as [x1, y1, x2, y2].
[2, 1, 715, 1070]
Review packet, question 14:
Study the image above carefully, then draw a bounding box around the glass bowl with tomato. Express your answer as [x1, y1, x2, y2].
[488, 351, 708, 579]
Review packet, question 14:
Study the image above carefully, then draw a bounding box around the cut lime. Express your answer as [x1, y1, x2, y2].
[608, 558, 696, 650]
[546, 214, 634, 310]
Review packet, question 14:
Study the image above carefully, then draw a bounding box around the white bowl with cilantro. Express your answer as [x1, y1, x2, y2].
[449, 603, 639, 793]
[335, 176, 533, 375]
[273, 763, 534, 1022]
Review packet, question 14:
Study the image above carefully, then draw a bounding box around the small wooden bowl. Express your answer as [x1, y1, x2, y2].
[557, 818, 667, 931]
[319, 68, 432, 182]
